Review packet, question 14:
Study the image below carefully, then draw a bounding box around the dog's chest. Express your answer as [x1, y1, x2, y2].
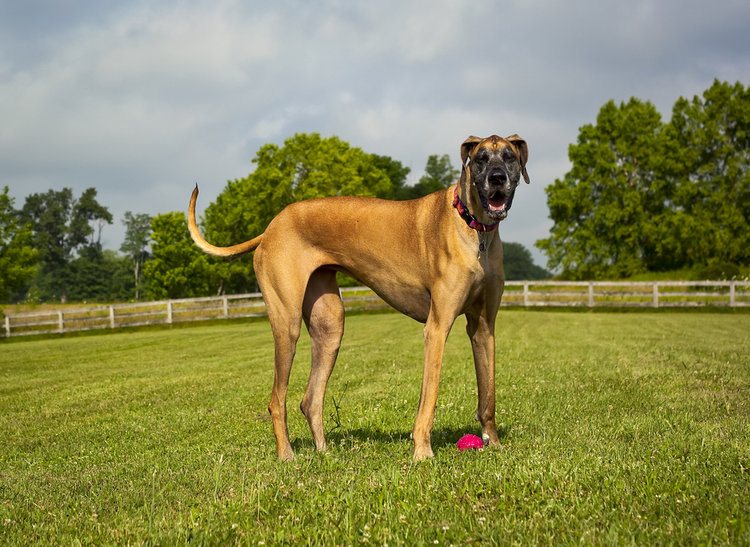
[465, 233, 503, 273]
[463, 240, 504, 296]
[470, 259, 502, 285]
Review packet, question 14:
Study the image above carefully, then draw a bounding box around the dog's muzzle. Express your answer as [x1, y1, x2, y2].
[482, 169, 517, 220]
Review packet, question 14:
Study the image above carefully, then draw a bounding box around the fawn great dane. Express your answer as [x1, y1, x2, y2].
[188, 134, 529, 460]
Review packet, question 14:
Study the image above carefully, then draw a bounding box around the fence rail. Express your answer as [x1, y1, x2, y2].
[3, 281, 749, 338]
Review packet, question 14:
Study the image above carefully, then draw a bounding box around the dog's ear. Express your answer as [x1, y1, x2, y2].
[460, 136, 483, 167]
[506, 134, 530, 184]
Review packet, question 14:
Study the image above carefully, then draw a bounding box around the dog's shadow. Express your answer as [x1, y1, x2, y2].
[291, 424, 510, 453]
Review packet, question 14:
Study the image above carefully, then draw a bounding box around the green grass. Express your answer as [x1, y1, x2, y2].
[1, 311, 749, 544]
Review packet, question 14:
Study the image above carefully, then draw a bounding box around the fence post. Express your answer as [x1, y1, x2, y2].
[167, 301, 173, 324]
[58, 311, 64, 333]
[652, 283, 659, 309]
[109, 306, 116, 329]
[523, 282, 529, 307]
[4, 316, 9, 337]
[222, 295, 229, 318]
[588, 282, 594, 307]
[730, 281, 736, 308]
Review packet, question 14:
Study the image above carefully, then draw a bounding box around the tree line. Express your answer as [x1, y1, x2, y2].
[537, 80, 749, 280]
[0, 134, 548, 304]
[4, 79, 744, 304]
[0, 186, 152, 303]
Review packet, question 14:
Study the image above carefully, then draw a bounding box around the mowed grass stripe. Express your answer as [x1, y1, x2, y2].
[1, 311, 749, 544]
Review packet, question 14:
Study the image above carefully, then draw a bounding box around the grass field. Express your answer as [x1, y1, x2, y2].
[1, 310, 749, 544]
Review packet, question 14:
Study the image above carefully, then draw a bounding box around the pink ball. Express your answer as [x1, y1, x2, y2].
[456, 433, 484, 451]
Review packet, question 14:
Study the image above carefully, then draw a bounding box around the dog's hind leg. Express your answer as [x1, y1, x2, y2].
[266, 309, 301, 461]
[259, 267, 306, 461]
[300, 268, 344, 452]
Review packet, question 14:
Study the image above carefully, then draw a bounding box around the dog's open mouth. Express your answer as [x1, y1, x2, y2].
[487, 190, 513, 219]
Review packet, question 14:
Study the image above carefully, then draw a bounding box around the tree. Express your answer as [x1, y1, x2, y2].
[503, 242, 550, 280]
[201, 133, 394, 293]
[664, 80, 750, 270]
[538, 81, 749, 279]
[120, 212, 152, 300]
[400, 154, 459, 200]
[418, 154, 459, 193]
[67, 247, 132, 302]
[20, 187, 113, 301]
[21, 188, 75, 299]
[370, 154, 412, 200]
[0, 186, 38, 302]
[536, 98, 668, 279]
[143, 212, 217, 299]
[69, 187, 113, 248]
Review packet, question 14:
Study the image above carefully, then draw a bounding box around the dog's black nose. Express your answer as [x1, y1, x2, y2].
[488, 169, 507, 185]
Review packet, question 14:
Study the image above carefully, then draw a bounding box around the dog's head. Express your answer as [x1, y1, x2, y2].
[460, 134, 529, 222]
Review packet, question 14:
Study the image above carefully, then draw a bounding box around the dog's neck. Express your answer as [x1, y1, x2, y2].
[452, 185, 498, 233]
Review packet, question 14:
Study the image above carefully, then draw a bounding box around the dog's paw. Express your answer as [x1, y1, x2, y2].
[413, 446, 434, 461]
[482, 432, 501, 447]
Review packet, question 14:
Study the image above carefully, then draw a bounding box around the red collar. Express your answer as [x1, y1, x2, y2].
[452, 186, 499, 232]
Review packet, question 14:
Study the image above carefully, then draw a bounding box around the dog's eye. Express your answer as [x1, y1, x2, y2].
[475, 152, 489, 164]
[502, 149, 516, 162]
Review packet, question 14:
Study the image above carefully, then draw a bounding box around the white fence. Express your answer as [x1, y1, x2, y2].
[3, 281, 749, 338]
[500, 280, 750, 308]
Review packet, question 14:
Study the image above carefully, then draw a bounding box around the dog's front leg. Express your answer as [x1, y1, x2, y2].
[466, 310, 500, 447]
[413, 309, 456, 461]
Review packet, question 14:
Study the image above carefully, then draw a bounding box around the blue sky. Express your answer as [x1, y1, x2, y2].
[1, 0, 749, 265]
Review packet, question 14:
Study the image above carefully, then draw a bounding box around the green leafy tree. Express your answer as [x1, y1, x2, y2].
[538, 81, 749, 279]
[503, 242, 550, 280]
[144, 212, 217, 299]
[202, 133, 394, 293]
[536, 98, 667, 279]
[400, 154, 459, 200]
[417, 154, 459, 193]
[664, 80, 750, 270]
[370, 154, 412, 200]
[0, 186, 38, 302]
[67, 247, 132, 302]
[120, 212, 152, 300]
[21, 187, 113, 301]
[69, 187, 113, 248]
[21, 188, 75, 299]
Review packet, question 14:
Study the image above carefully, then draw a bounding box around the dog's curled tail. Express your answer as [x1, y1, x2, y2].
[188, 185, 263, 257]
